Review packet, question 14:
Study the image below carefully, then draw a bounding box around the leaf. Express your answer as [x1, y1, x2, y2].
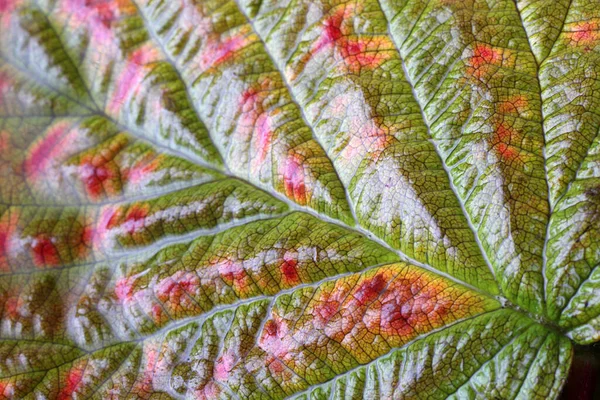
[3, 0, 600, 398]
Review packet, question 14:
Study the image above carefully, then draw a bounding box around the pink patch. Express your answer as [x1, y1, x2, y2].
[24, 122, 71, 181]
[92, 205, 120, 250]
[283, 154, 307, 205]
[0, 0, 19, 13]
[108, 46, 155, 114]
[135, 347, 159, 394]
[200, 35, 247, 69]
[155, 271, 200, 309]
[124, 157, 160, 186]
[217, 260, 250, 293]
[213, 353, 236, 381]
[31, 235, 60, 267]
[115, 276, 135, 303]
[57, 364, 84, 400]
[253, 113, 272, 167]
[315, 299, 340, 326]
[63, 0, 120, 45]
[305, 6, 389, 72]
[259, 316, 292, 358]
[0, 380, 14, 398]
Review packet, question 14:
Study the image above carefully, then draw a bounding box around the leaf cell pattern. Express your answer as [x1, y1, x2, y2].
[1, 0, 597, 398]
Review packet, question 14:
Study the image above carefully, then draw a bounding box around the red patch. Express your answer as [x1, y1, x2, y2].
[31, 235, 60, 267]
[354, 274, 387, 305]
[468, 44, 502, 77]
[57, 364, 84, 400]
[283, 154, 307, 205]
[151, 303, 163, 322]
[280, 255, 300, 286]
[79, 157, 114, 199]
[314, 9, 345, 53]
[265, 319, 279, 337]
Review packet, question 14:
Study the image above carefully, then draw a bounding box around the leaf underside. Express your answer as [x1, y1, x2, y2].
[1, 0, 598, 398]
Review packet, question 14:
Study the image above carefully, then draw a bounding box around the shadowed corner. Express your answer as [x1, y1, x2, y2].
[560, 344, 600, 399]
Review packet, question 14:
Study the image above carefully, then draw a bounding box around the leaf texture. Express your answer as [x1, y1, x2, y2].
[2, 0, 598, 398]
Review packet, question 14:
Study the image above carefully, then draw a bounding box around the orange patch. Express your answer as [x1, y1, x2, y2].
[492, 122, 521, 161]
[497, 95, 528, 115]
[567, 21, 600, 48]
[122, 203, 150, 235]
[0, 210, 19, 272]
[217, 260, 251, 295]
[468, 44, 503, 78]
[124, 155, 161, 186]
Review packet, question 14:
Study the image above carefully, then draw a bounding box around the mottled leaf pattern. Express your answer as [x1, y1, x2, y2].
[5, 0, 600, 398]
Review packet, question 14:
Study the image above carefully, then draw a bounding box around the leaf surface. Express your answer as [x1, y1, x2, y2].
[2, 0, 597, 398]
